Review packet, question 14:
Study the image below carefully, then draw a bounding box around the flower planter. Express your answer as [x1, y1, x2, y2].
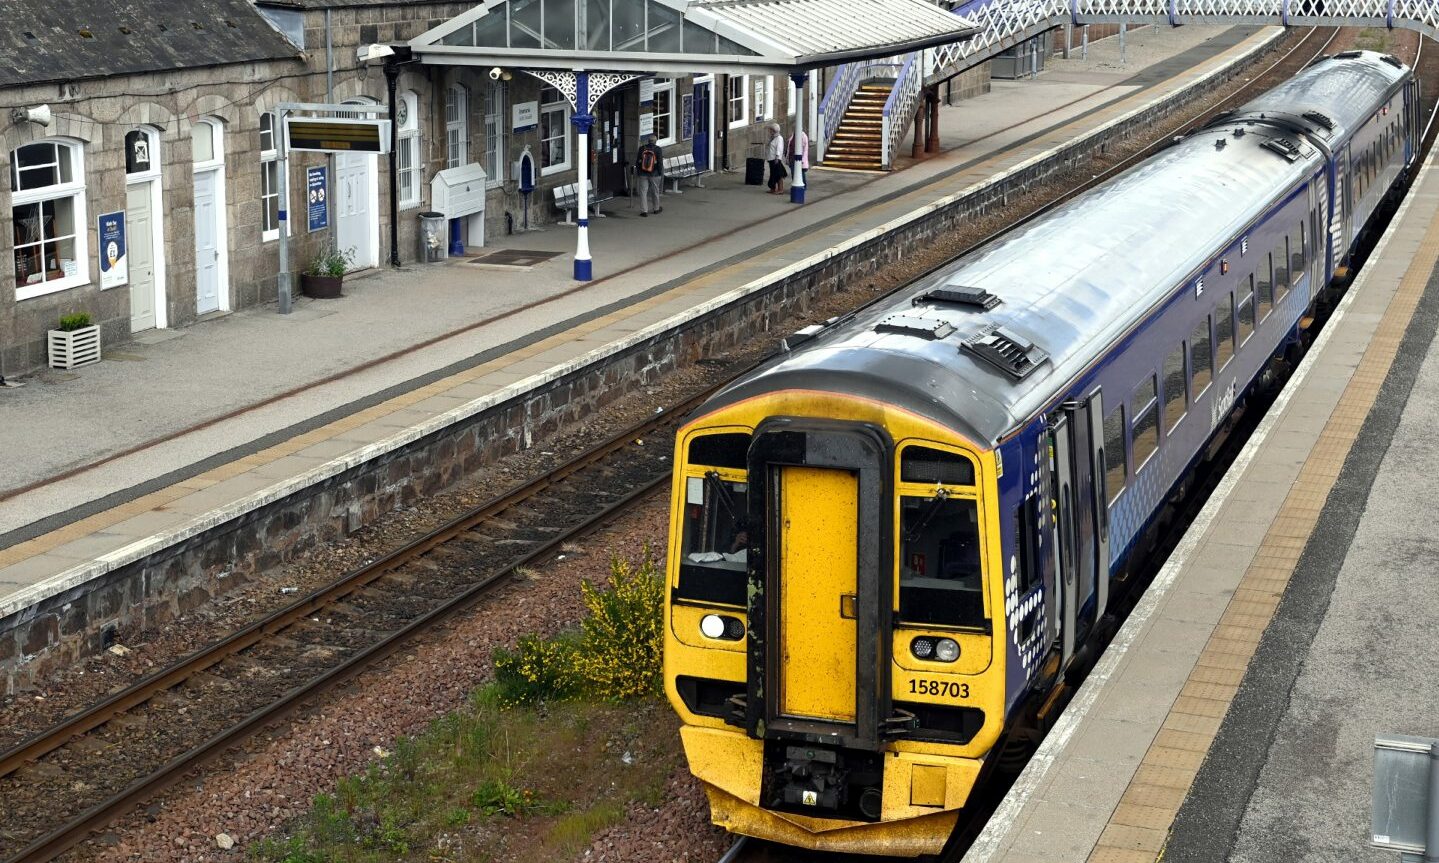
[300, 274, 343, 299]
[48, 325, 102, 370]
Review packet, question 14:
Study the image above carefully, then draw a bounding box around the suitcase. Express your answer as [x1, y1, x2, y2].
[745, 157, 765, 186]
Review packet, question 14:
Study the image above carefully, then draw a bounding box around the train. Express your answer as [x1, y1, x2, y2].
[662, 50, 1418, 856]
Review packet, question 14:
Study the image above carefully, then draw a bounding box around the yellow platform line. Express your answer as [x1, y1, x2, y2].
[1087, 194, 1439, 863]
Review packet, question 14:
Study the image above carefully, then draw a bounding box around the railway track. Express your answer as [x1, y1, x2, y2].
[0, 24, 1418, 863]
[712, 24, 1439, 863]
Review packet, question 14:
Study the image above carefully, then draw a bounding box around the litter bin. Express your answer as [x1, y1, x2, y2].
[418, 212, 447, 262]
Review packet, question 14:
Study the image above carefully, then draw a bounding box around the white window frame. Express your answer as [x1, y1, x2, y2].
[397, 91, 422, 209]
[653, 77, 677, 146]
[727, 75, 749, 130]
[484, 81, 506, 189]
[259, 112, 289, 242]
[11, 139, 89, 300]
[753, 75, 774, 125]
[446, 83, 469, 169]
[539, 86, 572, 177]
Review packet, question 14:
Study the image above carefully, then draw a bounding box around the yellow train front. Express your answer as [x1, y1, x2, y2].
[663, 368, 1010, 856]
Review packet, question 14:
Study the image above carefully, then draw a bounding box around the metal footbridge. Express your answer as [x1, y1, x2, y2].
[821, 0, 1436, 168]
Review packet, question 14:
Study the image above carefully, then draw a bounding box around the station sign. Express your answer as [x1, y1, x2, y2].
[285, 117, 391, 154]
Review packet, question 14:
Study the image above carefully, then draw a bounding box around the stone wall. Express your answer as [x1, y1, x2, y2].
[0, 30, 1279, 693]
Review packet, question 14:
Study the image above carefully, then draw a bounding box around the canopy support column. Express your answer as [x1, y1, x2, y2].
[573, 71, 594, 281]
[790, 72, 807, 205]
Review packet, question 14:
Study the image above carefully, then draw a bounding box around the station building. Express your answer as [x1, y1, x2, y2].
[1, 0, 979, 377]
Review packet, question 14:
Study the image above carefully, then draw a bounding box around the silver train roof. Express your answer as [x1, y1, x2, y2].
[700, 51, 1408, 446]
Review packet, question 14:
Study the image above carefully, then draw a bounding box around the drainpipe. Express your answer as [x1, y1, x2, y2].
[325, 9, 334, 102]
[384, 47, 416, 269]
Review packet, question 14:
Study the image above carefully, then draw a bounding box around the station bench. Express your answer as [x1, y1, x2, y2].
[553, 180, 614, 225]
[663, 153, 706, 193]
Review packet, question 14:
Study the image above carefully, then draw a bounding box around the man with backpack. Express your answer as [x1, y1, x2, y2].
[636, 133, 664, 217]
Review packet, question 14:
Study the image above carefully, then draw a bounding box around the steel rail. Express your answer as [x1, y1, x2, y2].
[2, 28, 1361, 863]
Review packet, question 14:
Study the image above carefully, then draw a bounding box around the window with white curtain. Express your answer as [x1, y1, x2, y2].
[752, 76, 773, 124]
[484, 81, 506, 187]
[446, 84, 469, 169]
[397, 91, 421, 209]
[10, 139, 89, 298]
[259, 112, 286, 241]
[653, 78, 675, 146]
[540, 85, 572, 175]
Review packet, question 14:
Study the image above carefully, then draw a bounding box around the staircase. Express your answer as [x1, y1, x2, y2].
[822, 82, 892, 171]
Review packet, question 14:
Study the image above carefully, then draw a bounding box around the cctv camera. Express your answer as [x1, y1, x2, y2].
[489, 66, 503, 81]
[357, 43, 396, 63]
[9, 105, 52, 127]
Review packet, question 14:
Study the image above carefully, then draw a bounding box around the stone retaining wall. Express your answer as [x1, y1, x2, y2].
[0, 32, 1280, 693]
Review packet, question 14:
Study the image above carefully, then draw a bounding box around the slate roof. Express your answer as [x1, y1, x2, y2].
[0, 0, 301, 89]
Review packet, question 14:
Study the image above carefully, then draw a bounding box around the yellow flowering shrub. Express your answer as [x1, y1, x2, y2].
[575, 548, 665, 700]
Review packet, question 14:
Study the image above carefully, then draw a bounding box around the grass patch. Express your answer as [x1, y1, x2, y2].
[1354, 28, 1394, 54]
[252, 549, 678, 863]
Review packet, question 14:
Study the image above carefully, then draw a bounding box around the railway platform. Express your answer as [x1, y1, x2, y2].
[965, 116, 1439, 863]
[0, 24, 1278, 688]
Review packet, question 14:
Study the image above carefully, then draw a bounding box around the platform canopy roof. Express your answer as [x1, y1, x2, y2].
[409, 0, 980, 75]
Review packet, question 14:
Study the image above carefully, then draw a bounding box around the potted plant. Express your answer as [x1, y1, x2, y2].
[300, 246, 354, 299]
[48, 312, 101, 370]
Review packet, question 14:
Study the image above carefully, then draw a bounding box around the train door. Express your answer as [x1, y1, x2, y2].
[1050, 392, 1107, 665]
[744, 422, 893, 747]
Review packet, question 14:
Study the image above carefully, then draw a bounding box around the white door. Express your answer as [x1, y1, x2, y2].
[194, 170, 221, 314]
[127, 181, 158, 331]
[335, 151, 378, 270]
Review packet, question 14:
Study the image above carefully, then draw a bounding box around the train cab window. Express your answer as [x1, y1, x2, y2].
[1103, 407, 1125, 504]
[1131, 375, 1160, 471]
[678, 433, 753, 604]
[1216, 293, 1236, 370]
[899, 495, 985, 628]
[1163, 342, 1186, 432]
[1190, 316, 1213, 397]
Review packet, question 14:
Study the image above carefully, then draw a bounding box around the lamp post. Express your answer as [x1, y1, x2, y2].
[573, 71, 594, 280]
[790, 72, 807, 205]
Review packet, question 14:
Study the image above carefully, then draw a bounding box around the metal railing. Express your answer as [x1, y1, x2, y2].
[882, 52, 922, 169]
[817, 61, 863, 161]
[926, 0, 1439, 88]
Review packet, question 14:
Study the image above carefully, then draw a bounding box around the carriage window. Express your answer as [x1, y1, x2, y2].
[1016, 495, 1043, 593]
[1289, 226, 1302, 297]
[1103, 407, 1125, 504]
[1190, 316, 1213, 397]
[899, 495, 985, 628]
[1131, 375, 1160, 471]
[901, 446, 976, 486]
[1238, 281, 1255, 345]
[1257, 257, 1273, 319]
[1216, 293, 1235, 369]
[1163, 342, 1186, 432]
[689, 432, 750, 470]
[1274, 239, 1289, 299]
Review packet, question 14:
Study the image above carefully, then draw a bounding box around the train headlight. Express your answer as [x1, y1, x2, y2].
[911, 637, 935, 659]
[700, 614, 745, 641]
[935, 638, 961, 662]
[701, 614, 726, 639]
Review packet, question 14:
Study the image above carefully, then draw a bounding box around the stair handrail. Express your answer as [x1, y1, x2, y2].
[881, 52, 922, 170]
[817, 61, 862, 162]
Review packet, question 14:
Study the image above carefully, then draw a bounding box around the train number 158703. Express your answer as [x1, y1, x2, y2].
[908, 679, 969, 699]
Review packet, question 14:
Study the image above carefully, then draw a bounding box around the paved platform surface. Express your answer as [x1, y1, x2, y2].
[966, 116, 1439, 863]
[0, 25, 1273, 618]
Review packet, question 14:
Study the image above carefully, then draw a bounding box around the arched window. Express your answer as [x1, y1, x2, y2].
[397, 90, 421, 208]
[484, 81, 506, 187]
[10, 139, 88, 299]
[445, 84, 468, 169]
[260, 112, 286, 241]
[192, 117, 223, 168]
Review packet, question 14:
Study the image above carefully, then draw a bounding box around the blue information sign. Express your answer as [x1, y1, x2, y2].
[98, 210, 127, 289]
[307, 166, 328, 233]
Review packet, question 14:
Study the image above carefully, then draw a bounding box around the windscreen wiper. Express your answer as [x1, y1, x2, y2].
[903, 487, 951, 542]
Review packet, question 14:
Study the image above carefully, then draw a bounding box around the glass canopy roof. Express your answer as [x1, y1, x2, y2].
[412, 0, 979, 74]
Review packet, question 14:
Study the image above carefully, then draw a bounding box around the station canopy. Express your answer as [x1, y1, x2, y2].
[410, 0, 980, 75]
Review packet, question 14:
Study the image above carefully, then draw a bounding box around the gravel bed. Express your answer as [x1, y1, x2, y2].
[20, 28, 1421, 863]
